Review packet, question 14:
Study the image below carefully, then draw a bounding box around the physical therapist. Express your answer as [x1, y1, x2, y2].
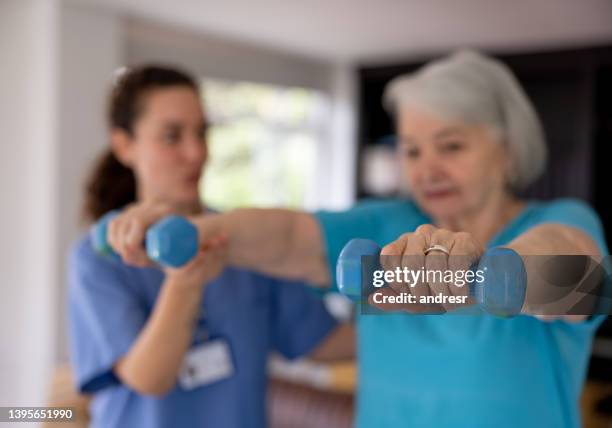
[68, 65, 353, 428]
[110, 52, 608, 427]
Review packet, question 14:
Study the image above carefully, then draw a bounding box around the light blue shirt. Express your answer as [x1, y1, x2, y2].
[68, 234, 337, 428]
[315, 197, 608, 428]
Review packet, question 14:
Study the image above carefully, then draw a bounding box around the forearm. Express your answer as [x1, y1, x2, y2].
[506, 223, 600, 256]
[219, 208, 297, 268]
[115, 280, 204, 396]
[308, 323, 356, 362]
[506, 224, 601, 320]
[199, 208, 331, 286]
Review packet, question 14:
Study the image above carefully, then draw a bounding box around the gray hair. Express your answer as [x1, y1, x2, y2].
[383, 50, 547, 191]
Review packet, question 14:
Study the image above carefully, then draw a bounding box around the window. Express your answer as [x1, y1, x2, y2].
[200, 79, 329, 211]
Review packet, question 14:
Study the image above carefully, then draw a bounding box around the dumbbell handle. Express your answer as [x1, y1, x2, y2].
[336, 238, 526, 317]
[90, 211, 199, 268]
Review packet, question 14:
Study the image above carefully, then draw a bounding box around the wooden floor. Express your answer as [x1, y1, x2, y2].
[582, 381, 612, 428]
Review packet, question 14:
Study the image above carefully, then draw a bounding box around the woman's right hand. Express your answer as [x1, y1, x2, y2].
[107, 202, 174, 267]
[164, 235, 228, 291]
[107, 202, 228, 273]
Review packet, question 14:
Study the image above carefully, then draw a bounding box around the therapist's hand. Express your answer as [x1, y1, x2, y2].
[107, 202, 174, 267]
[369, 224, 484, 314]
[164, 235, 228, 291]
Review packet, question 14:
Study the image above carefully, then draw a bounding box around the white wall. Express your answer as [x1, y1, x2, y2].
[0, 0, 59, 408]
[56, 1, 125, 362]
[125, 18, 333, 92]
[0, 0, 124, 410]
[325, 63, 358, 210]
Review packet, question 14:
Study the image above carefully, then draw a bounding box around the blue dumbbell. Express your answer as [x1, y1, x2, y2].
[337, 238, 527, 317]
[90, 210, 199, 268]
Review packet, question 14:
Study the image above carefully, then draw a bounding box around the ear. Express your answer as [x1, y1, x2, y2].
[110, 128, 134, 167]
[501, 145, 517, 189]
[489, 128, 515, 188]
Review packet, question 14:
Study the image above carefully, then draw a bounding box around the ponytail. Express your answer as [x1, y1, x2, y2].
[83, 150, 136, 222]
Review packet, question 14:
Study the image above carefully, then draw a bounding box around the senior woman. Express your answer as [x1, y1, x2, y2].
[109, 51, 607, 428]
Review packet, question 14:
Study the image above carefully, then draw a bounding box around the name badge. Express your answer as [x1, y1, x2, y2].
[178, 339, 235, 390]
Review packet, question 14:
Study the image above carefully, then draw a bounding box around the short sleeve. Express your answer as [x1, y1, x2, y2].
[535, 198, 608, 255]
[269, 278, 338, 359]
[68, 236, 148, 393]
[314, 198, 427, 288]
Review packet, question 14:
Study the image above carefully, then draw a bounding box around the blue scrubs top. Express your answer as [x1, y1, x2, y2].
[68, 234, 337, 428]
[315, 197, 608, 428]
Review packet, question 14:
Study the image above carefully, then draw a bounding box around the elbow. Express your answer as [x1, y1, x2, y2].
[114, 366, 176, 397]
[138, 381, 174, 398]
[308, 323, 356, 362]
[125, 377, 175, 397]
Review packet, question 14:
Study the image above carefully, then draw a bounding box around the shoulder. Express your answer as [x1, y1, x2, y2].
[68, 231, 135, 294]
[69, 232, 118, 274]
[68, 232, 99, 273]
[529, 198, 602, 228]
[534, 197, 596, 214]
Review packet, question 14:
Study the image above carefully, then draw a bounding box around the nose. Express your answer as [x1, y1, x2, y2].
[183, 137, 207, 166]
[415, 148, 446, 182]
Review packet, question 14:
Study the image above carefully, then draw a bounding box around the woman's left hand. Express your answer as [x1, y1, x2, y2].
[369, 224, 484, 314]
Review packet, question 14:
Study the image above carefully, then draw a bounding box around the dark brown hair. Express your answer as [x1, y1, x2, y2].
[83, 65, 199, 222]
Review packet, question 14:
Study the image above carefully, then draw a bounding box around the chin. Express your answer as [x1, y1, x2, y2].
[419, 198, 464, 221]
[181, 193, 201, 206]
[169, 191, 200, 208]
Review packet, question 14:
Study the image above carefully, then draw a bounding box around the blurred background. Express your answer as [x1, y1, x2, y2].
[1, 0, 611, 426]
